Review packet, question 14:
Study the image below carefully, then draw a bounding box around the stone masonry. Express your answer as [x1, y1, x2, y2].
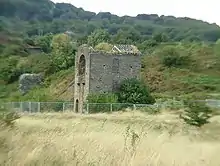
[19, 73, 43, 95]
[73, 44, 142, 113]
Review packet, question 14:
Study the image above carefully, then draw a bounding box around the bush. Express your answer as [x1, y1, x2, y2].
[51, 34, 76, 71]
[94, 43, 113, 52]
[117, 78, 155, 104]
[0, 56, 21, 84]
[0, 44, 5, 54]
[39, 102, 64, 112]
[160, 46, 190, 68]
[87, 93, 118, 113]
[180, 101, 213, 127]
[0, 111, 20, 127]
[2, 45, 27, 56]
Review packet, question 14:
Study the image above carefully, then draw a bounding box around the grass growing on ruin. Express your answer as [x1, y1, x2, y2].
[1, 111, 220, 166]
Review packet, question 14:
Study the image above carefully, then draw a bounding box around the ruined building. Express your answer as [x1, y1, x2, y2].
[73, 44, 142, 113]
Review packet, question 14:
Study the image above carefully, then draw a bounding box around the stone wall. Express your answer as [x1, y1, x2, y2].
[73, 46, 90, 113]
[19, 73, 43, 95]
[89, 53, 141, 93]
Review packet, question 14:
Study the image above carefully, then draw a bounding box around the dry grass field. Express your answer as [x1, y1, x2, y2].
[1, 111, 220, 166]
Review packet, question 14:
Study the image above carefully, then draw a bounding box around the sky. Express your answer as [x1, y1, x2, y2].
[52, 0, 220, 26]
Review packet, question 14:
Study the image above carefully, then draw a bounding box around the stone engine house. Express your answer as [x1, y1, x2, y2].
[73, 44, 142, 113]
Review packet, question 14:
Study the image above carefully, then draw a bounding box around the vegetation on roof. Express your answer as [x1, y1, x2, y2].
[92, 43, 141, 55]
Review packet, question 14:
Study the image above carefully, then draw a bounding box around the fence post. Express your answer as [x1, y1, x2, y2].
[133, 104, 136, 110]
[20, 102, 22, 112]
[38, 102, 41, 112]
[29, 102, 31, 113]
[86, 103, 89, 114]
[62, 102, 65, 112]
[110, 104, 113, 112]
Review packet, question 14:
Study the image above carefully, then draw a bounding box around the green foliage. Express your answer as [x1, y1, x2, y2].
[0, 56, 21, 84]
[40, 101, 65, 112]
[87, 93, 118, 103]
[117, 78, 155, 104]
[180, 101, 213, 127]
[18, 54, 56, 75]
[214, 39, 220, 56]
[35, 34, 53, 53]
[2, 44, 27, 57]
[153, 33, 168, 43]
[86, 93, 118, 113]
[88, 29, 111, 46]
[180, 75, 220, 92]
[51, 34, 76, 71]
[1, 0, 220, 43]
[21, 88, 53, 102]
[0, 44, 5, 54]
[160, 46, 190, 67]
[1, 0, 220, 101]
[94, 42, 113, 52]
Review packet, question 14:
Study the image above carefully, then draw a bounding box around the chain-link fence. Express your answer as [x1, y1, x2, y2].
[0, 102, 73, 113]
[0, 102, 159, 113]
[0, 99, 220, 114]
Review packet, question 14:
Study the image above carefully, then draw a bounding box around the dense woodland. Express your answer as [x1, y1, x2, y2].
[1, 0, 220, 102]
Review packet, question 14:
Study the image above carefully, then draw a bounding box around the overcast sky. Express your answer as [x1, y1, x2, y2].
[52, 0, 219, 25]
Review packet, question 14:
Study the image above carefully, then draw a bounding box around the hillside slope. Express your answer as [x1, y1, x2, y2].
[1, 0, 220, 42]
[0, 0, 220, 102]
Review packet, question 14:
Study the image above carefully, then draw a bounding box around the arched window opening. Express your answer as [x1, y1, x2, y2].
[75, 99, 79, 113]
[78, 55, 86, 76]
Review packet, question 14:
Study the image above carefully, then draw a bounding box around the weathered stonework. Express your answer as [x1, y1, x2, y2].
[73, 45, 142, 113]
[19, 73, 43, 95]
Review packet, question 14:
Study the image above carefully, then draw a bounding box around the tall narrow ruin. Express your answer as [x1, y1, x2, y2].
[73, 44, 142, 113]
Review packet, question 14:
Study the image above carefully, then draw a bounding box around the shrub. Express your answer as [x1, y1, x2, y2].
[94, 43, 113, 52]
[39, 102, 64, 112]
[0, 56, 22, 84]
[117, 78, 155, 104]
[0, 44, 5, 54]
[52, 102, 65, 112]
[86, 93, 118, 113]
[27, 54, 56, 75]
[2, 45, 27, 56]
[180, 101, 213, 127]
[51, 34, 76, 71]
[160, 46, 190, 68]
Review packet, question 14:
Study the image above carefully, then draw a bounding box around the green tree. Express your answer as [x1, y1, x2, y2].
[112, 28, 141, 44]
[180, 101, 213, 127]
[117, 78, 155, 104]
[160, 46, 190, 67]
[87, 29, 110, 46]
[86, 93, 118, 113]
[51, 34, 76, 71]
[0, 57, 21, 84]
[153, 33, 168, 43]
[35, 34, 53, 53]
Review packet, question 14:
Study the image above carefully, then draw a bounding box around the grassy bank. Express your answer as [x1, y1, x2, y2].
[1, 111, 220, 166]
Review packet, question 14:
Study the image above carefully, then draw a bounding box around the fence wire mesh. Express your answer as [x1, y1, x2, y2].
[0, 99, 220, 113]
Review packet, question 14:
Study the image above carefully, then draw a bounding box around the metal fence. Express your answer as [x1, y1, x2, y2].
[0, 99, 220, 114]
[0, 102, 162, 114]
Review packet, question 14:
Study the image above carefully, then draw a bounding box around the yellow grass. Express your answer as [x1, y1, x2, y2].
[1, 111, 220, 166]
